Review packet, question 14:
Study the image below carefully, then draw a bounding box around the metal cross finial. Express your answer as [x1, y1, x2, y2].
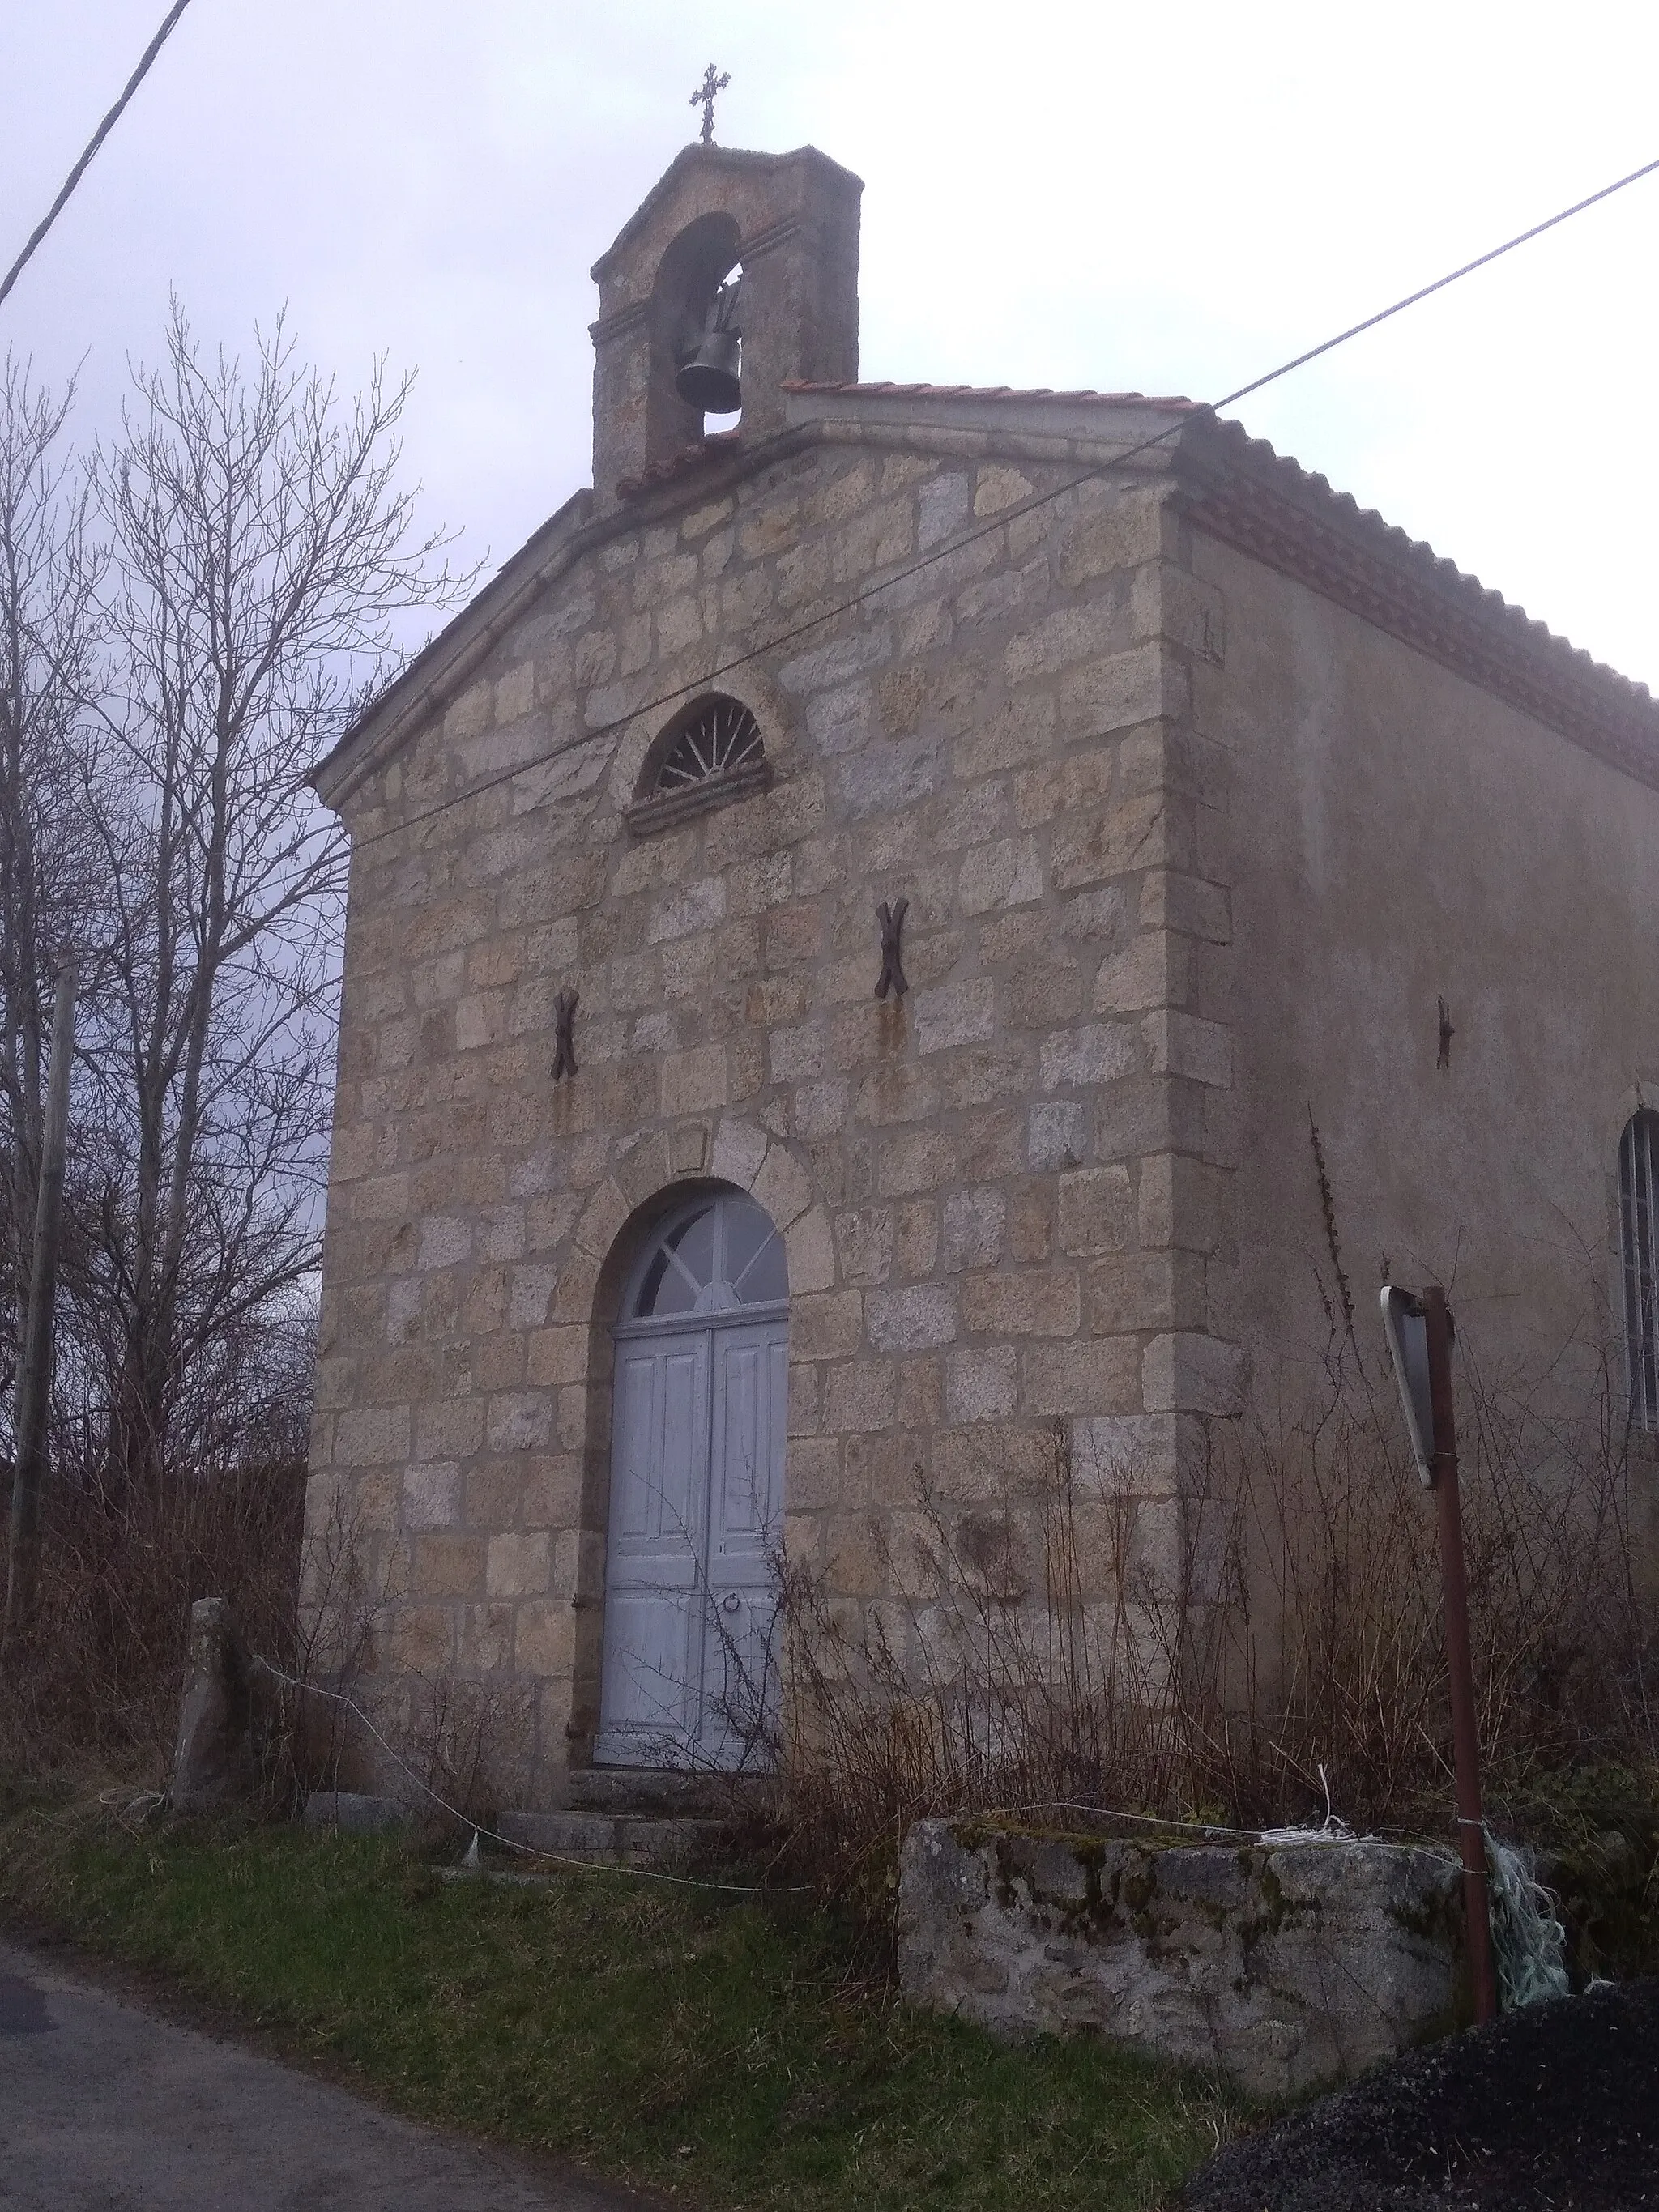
[689, 63, 729, 144]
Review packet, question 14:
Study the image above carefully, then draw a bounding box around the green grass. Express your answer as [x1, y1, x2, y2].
[0, 1784, 1232, 2211]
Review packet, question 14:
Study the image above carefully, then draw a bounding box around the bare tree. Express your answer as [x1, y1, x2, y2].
[0, 312, 466, 1755]
[82, 302, 466, 1494]
[0, 356, 104, 1446]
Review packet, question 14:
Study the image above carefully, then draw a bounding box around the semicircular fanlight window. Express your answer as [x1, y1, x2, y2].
[651, 696, 764, 798]
[632, 1193, 787, 1319]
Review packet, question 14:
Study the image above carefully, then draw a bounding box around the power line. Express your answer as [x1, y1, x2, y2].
[340, 147, 1658, 855]
[0, 0, 198, 316]
[1222, 150, 1659, 410]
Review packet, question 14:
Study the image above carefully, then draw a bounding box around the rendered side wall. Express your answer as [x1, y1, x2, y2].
[302, 437, 1239, 1802]
[1190, 527, 1659, 1527]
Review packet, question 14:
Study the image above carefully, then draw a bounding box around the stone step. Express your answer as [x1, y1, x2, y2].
[302, 1788, 411, 1834]
[558, 1765, 772, 1818]
[496, 1807, 732, 1872]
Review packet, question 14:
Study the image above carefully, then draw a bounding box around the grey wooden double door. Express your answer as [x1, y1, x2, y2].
[595, 1194, 788, 1771]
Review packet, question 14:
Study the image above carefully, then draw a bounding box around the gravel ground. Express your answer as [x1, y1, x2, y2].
[1179, 1980, 1659, 2211]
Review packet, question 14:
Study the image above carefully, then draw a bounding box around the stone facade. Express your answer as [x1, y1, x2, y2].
[304, 140, 1659, 1799]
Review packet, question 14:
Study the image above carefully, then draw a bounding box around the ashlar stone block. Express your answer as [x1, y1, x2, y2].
[785, 1204, 837, 1295]
[487, 1532, 552, 1599]
[943, 1186, 1004, 1272]
[402, 1464, 461, 1529]
[1038, 1022, 1138, 1093]
[751, 1139, 813, 1229]
[961, 1268, 1079, 1339]
[914, 978, 996, 1055]
[836, 1206, 895, 1285]
[1056, 1165, 1134, 1255]
[1144, 1008, 1232, 1089]
[1027, 1101, 1086, 1172]
[1142, 1332, 1246, 1416]
[866, 1283, 960, 1352]
[1021, 1336, 1137, 1416]
[710, 1117, 769, 1191]
[945, 1346, 1018, 1425]
[958, 837, 1043, 915]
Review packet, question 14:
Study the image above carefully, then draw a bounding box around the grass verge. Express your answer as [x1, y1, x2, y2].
[0, 1782, 1234, 2212]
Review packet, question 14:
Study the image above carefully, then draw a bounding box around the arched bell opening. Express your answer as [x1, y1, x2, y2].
[646, 212, 744, 463]
[585, 1185, 790, 1774]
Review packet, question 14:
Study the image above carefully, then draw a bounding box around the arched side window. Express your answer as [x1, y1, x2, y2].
[1620, 1108, 1659, 1431]
[625, 693, 769, 834]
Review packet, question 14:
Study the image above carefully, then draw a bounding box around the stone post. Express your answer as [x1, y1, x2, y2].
[170, 1596, 251, 1813]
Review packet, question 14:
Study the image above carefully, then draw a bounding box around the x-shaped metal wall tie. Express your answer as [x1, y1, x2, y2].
[552, 987, 580, 1080]
[874, 897, 909, 1001]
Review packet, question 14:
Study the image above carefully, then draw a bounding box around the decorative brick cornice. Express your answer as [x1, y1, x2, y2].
[1180, 418, 1659, 793]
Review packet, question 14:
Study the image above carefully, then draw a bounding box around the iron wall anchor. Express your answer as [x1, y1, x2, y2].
[552, 988, 580, 1080]
[875, 897, 909, 1000]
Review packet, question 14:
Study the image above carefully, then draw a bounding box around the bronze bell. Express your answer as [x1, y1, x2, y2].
[675, 327, 741, 413]
[675, 275, 743, 414]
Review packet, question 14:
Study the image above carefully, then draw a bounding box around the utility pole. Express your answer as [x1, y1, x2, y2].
[3, 961, 75, 1654]
[1420, 1284, 1498, 2024]
[1381, 1280, 1498, 2023]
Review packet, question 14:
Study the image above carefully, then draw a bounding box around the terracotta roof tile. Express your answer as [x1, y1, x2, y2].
[783, 378, 1200, 407]
[1201, 415, 1657, 713]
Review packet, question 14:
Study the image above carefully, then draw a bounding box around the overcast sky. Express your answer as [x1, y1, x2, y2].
[4, 0, 1657, 688]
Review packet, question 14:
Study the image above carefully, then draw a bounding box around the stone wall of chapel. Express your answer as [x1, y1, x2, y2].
[304, 436, 1239, 1796]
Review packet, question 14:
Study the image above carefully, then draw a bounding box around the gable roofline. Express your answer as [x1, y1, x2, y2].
[308, 395, 1196, 809]
[311, 384, 1659, 814]
[1177, 412, 1659, 791]
[783, 378, 1200, 407]
[590, 143, 864, 285]
[310, 484, 592, 809]
[787, 381, 1659, 787]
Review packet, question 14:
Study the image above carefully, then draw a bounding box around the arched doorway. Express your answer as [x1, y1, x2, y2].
[595, 1191, 789, 1771]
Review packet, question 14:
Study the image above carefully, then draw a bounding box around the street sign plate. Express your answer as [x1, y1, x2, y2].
[1380, 1285, 1436, 1487]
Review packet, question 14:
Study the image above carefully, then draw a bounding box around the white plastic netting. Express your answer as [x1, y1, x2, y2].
[1485, 1832, 1572, 2009]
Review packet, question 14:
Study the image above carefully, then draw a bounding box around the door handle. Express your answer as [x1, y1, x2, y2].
[721, 1592, 740, 1614]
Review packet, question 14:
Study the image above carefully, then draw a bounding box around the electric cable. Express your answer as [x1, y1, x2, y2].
[0, 0, 198, 315]
[251, 1652, 804, 1894]
[346, 147, 1659, 856]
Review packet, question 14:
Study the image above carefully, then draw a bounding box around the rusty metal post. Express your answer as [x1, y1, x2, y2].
[1421, 1283, 1497, 2023]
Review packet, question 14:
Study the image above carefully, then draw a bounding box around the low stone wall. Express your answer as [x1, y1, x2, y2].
[897, 1818, 1469, 2099]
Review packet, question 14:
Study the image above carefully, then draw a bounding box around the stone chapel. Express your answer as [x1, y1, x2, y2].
[305, 141, 1659, 1799]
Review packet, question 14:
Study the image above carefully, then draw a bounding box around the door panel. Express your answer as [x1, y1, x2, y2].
[699, 1321, 789, 1769]
[595, 1333, 708, 1766]
[599, 1299, 788, 1771]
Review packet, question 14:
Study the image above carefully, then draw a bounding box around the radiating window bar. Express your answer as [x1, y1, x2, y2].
[654, 697, 764, 795]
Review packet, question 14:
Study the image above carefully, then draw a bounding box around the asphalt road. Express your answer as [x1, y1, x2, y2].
[0, 1940, 659, 2212]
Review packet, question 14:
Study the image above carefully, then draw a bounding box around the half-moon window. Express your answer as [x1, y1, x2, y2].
[652, 696, 763, 795]
[628, 694, 769, 833]
[629, 1193, 787, 1321]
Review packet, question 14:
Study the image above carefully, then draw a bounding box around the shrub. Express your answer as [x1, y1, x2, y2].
[774, 1318, 1657, 1908]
